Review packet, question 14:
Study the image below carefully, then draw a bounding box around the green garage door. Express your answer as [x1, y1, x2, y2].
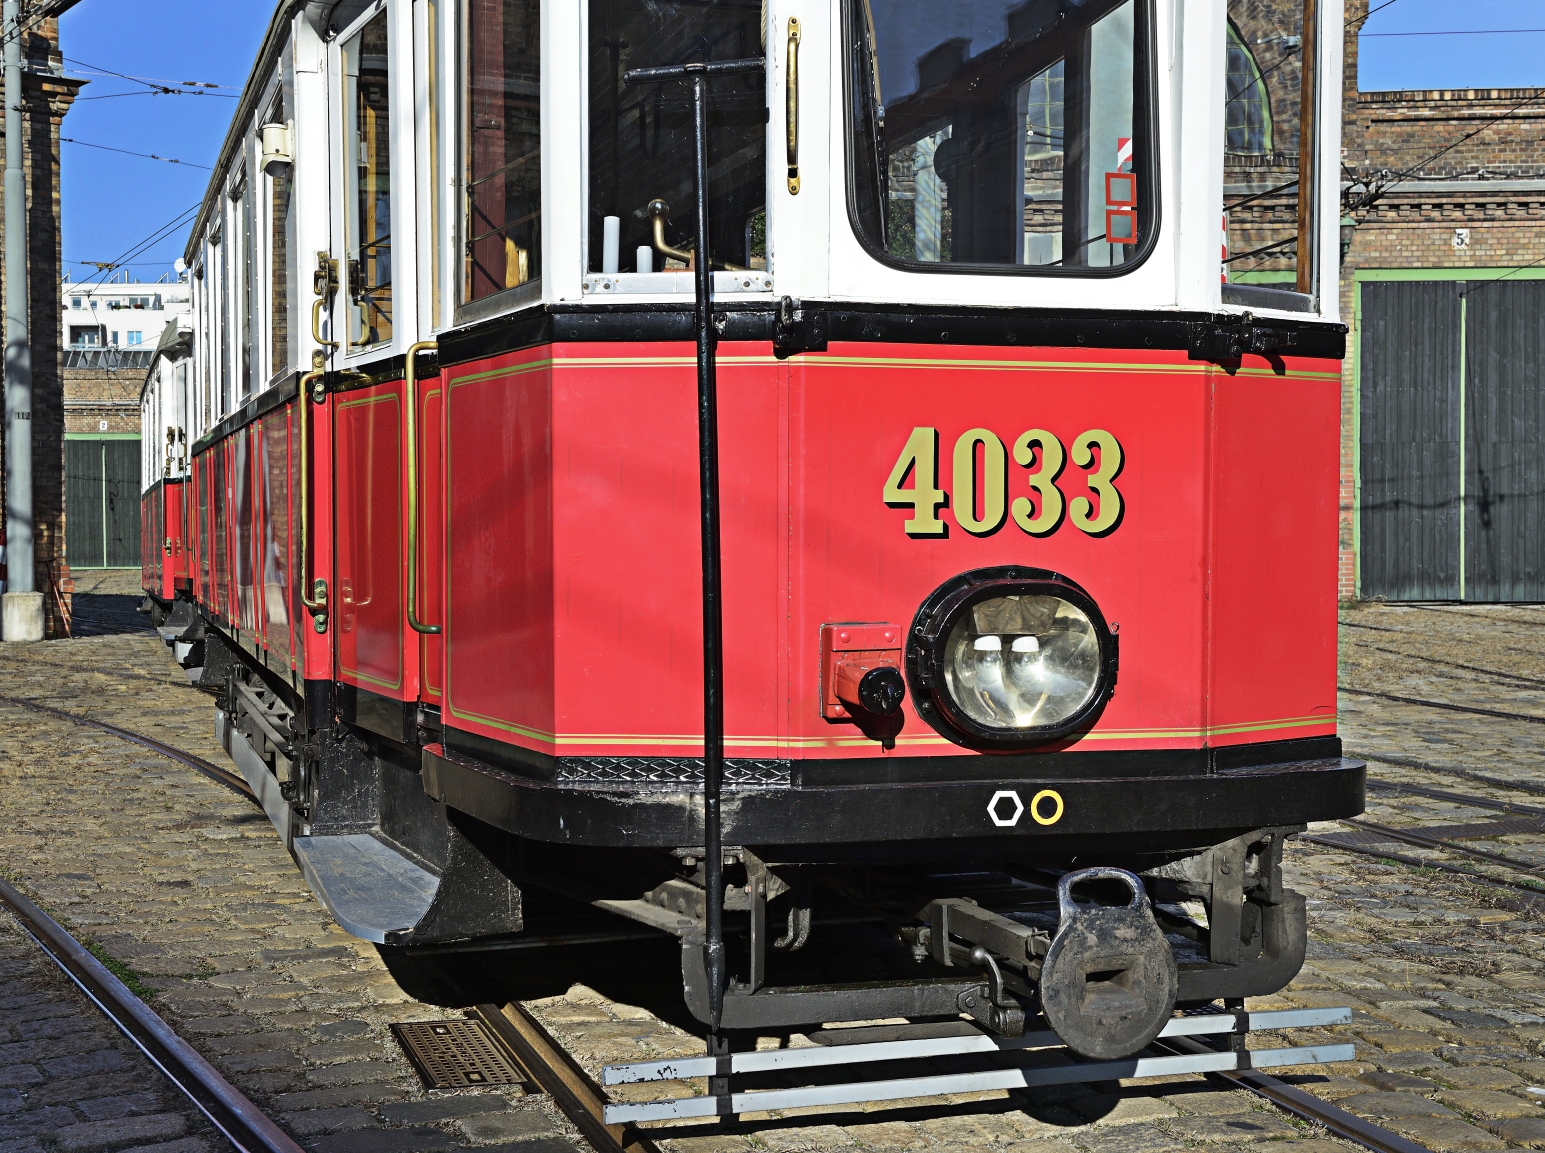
[66, 438, 140, 568]
[1360, 278, 1545, 601]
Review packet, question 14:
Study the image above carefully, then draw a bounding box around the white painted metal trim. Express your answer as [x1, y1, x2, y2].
[601, 1007, 1351, 1085]
[602, 1041, 1357, 1123]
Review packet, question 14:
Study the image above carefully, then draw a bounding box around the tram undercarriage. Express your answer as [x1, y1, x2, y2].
[146, 612, 1359, 1062]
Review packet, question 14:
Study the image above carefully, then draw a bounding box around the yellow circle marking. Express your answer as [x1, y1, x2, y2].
[1030, 789, 1064, 826]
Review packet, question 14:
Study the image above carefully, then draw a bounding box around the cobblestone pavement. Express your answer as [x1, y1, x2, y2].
[0, 633, 584, 1153]
[4, 602, 1545, 1151]
[0, 898, 217, 1153]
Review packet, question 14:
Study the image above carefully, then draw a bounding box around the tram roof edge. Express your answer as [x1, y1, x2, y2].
[184, 0, 322, 267]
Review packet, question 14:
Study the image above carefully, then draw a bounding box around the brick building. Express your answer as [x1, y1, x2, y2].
[1225, 0, 1545, 603]
[1338, 0, 1545, 603]
[60, 274, 190, 570]
[0, 12, 84, 636]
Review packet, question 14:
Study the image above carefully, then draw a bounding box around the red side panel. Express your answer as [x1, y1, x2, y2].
[140, 489, 152, 592]
[334, 383, 414, 698]
[418, 375, 445, 701]
[439, 341, 1338, 763]
[212, 444, 230, 624]
[163, 482, 183, 599]
[234, 429, 259, 636]
[444, 352, 554, 745]
[1205, 366, 1340, 745]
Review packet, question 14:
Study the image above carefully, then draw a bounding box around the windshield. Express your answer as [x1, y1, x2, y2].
[849, 0, 1150, 272]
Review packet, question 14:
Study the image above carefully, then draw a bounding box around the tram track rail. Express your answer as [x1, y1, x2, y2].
[1153, 1037, 1432, 1153]
[1338, 685, 1545, 726]
[0, 874, 303, 1153]
[1341, 639, 1545, 691]
[0, 691, 255, 803]
[1359, 753, 1545, 801]
[0, 658, 1467, 1152]
[471, 1003, 662, 1153]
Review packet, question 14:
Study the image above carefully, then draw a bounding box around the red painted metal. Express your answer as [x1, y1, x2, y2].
[334, 381, 418, 700]
[438, 340, 1337, 763]
[417, 371, 445, 701]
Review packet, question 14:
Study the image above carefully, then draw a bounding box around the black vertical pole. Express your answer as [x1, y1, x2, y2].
[623, 53, 763, 1114]
[690, 69, 727, 1046]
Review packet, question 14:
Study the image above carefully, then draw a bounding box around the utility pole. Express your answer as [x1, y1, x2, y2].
[1, 0, 40, 642]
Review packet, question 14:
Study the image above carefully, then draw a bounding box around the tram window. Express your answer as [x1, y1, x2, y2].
[268, 91, 294, 380]
[231, 176, 253, 398]
[849, 0, 1151, 273]
[343, 11, 393, 348]
[587, 0, 766, 275]
[464, 0, 541, 303]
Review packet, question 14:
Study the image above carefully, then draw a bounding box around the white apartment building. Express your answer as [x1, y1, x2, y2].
[62, 268, 192, 351]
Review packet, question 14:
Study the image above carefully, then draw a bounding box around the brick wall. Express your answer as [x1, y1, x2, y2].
[64, 363, 145, 436]
[0, 20, 82, 634]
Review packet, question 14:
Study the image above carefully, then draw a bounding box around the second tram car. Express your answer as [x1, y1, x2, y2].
[143, 0, 1361, 1079]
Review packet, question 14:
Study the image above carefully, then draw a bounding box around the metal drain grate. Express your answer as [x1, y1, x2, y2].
[391, 1019, 529, 1090]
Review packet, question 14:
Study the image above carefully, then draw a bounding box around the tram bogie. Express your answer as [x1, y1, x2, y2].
[141, 0, 1362, 1068]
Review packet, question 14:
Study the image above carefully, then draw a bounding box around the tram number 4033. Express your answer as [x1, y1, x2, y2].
[883, 426, 1125, 539]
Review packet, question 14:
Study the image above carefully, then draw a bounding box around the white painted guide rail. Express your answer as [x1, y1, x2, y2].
[601, 1007, 1355, 1124]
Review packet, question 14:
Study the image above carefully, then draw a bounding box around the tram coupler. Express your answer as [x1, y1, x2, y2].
[1038, 867, 1178, 1061]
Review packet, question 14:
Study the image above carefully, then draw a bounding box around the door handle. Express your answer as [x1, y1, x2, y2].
[786, 18, 801, 195]
[405, 341, 441, 635]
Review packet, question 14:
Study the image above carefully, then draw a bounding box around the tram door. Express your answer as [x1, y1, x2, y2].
[1360, 279, 1545, 601]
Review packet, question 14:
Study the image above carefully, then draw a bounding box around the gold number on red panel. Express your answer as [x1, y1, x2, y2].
[1010, 429, 1065, 536]
[883, 427, 947, 536]
[1069, 429, 1124, 535]
[952, 428, 1007, 535]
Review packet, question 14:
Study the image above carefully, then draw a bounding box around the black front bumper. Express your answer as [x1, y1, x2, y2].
[421, 744, 1365, 853]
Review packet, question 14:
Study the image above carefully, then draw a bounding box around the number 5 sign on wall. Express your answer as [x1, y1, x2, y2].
[882, 427, 1124, 540]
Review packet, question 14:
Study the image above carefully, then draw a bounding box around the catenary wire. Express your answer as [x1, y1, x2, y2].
[61, 136, 212, 169]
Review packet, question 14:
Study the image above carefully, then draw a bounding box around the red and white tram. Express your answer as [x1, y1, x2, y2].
[142, 0, 1361, 1087]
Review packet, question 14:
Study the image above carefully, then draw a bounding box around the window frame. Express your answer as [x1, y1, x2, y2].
[335, 0, 401, 356]
[840, 0, 1163, 280]
[452, 0, 544, 327]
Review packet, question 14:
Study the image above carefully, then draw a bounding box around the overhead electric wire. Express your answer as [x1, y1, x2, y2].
[60, 54, 238, 96]
[71, 201, 201, 288]
[60, 137, 211, 169]
[1364, 27, 1545, 36]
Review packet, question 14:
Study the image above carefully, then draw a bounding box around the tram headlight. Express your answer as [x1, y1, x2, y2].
[906, 568, 1118, 748]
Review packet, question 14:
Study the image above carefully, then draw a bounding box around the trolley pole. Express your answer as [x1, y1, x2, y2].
[1, 0, 41, 642]
[623, 54, 764, 1101]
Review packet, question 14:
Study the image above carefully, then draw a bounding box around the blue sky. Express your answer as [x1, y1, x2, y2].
[56, 0, 1544, 284]
[58, 1, 269, 286]
[1357, 0, 1545, 90]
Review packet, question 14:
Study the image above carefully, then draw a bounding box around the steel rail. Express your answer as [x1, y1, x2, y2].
[1362, 757, 1545, 802]
[469, 1002, 662, 1153]
[1153, 1036, 1432, 1153]
[0, 875, 303, 1153]
[1339, 816, 1545, 877]
[1299, 834, 1545, 902]
[0, 691, 256, 803]
[1338, 685, 1545, 726]
[1339, 637, 1545, 691]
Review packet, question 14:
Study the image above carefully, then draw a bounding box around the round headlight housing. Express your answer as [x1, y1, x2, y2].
[906, 567, 1118, 748]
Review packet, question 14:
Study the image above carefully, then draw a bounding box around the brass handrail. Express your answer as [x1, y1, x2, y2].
[298, 355, 328, 631]
[405, 341, 441, 635]
[786, 18, 801, 194]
